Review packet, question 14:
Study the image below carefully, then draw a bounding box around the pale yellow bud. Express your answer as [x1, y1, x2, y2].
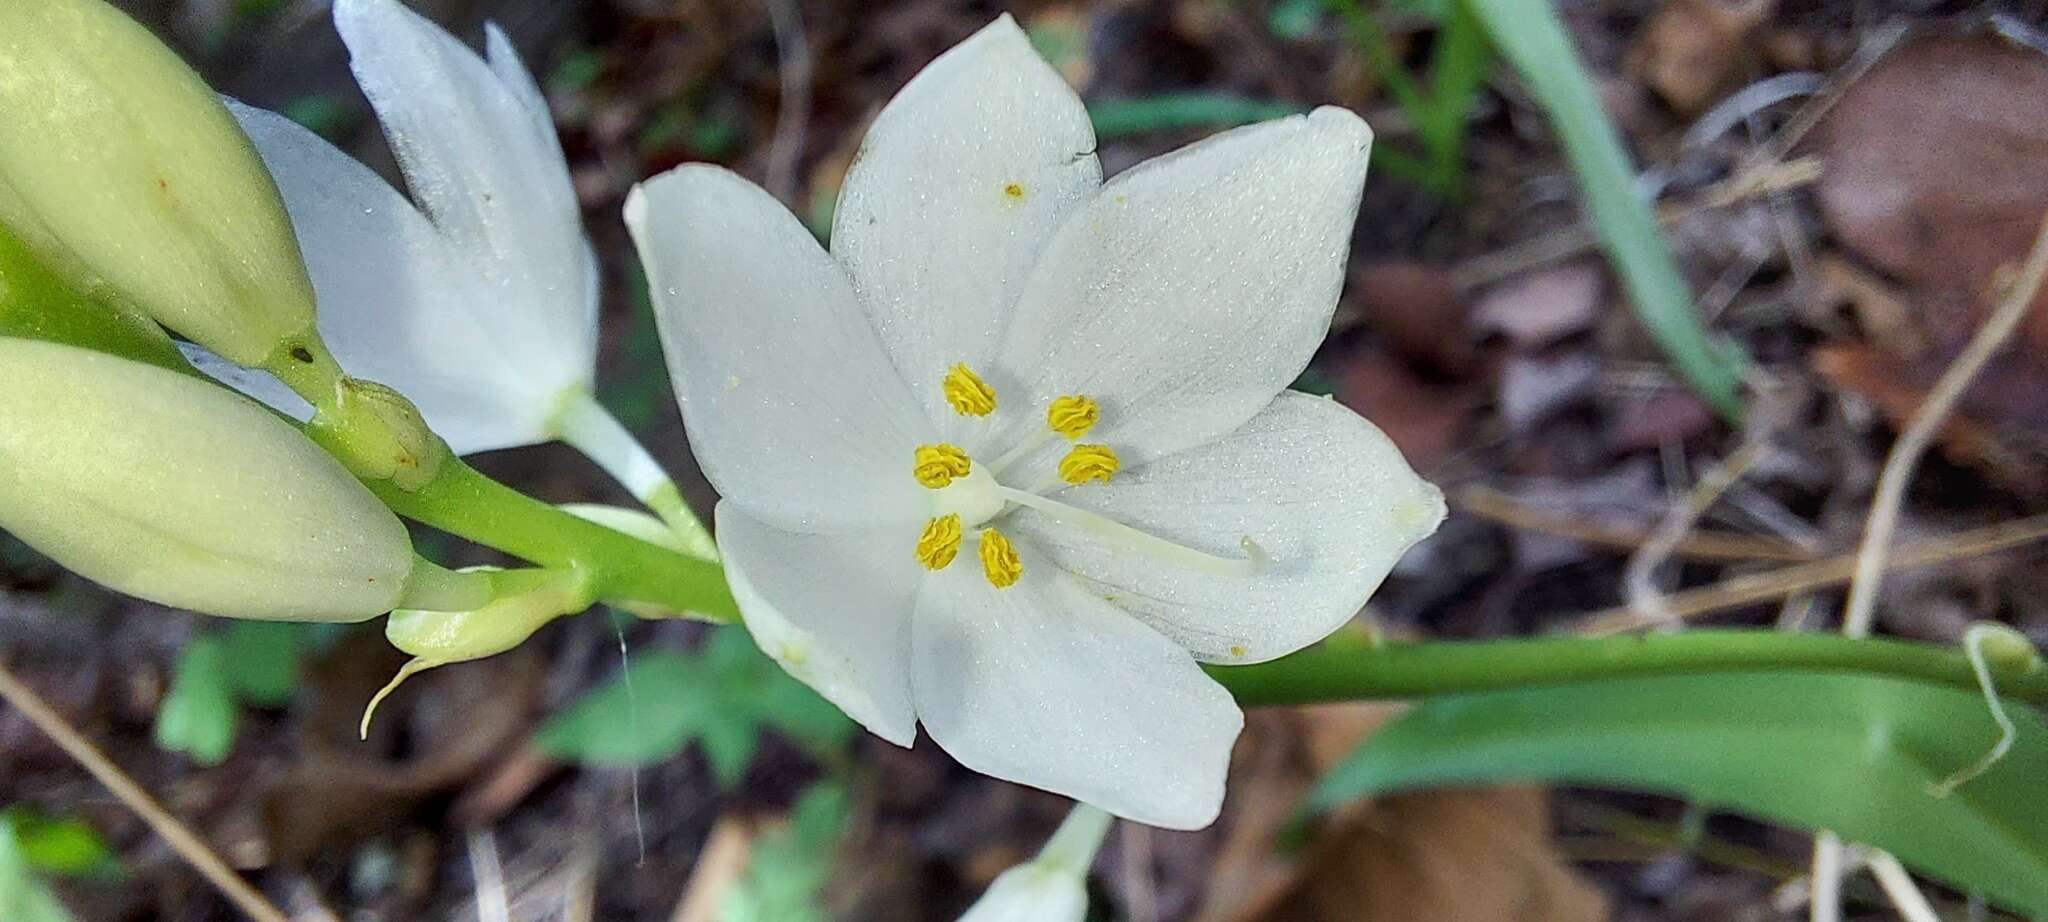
[0, 338, 413, 620]
[0, 0, 318, 366]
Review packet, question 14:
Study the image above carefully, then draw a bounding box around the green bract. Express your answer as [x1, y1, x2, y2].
[0, 0, 318, 367]
[0, 338, 414, 621]
[360, 567, 593, 736]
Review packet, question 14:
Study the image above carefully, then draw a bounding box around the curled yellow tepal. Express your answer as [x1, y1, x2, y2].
[0, 338, 415, 621]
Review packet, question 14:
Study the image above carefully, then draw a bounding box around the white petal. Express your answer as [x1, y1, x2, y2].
[334, 0, 596, 405]
[176, 341, 313, 421]
[958, 866, 1088, 922]
[832, 15, 1100, 435]
[717, 502, 918, 745]
[227, 101, 542, 453]
[1012, 392, 1443, 663]
[991, 108, 1372, 472]
[911, 561, 1241, 829]
[482, 23, 554, 143]
[627, 165, 932, 533]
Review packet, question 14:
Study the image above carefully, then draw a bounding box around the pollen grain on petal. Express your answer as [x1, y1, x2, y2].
[912, 443, 972, 487]
[1002, 181, 1026, 201]
[915, 514, 963, 570]
[941, 362, 997, 417]
[1058, 443, 1120, 484]
[1046, 394, 1098, 439]
[978, 528, 1021, 588]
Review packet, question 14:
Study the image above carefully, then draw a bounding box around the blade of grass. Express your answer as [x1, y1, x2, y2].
[1326, 0, 1492, 199]
[1086, 92, 1304, 141]
[1416, 0, 1490, 197]
[1463, 0, 1748, 420]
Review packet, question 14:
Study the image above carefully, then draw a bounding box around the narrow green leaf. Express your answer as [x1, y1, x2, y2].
[1305, 672, 2048, 914]
[1462, 0, 1747, 419]
[152, 635, 238, 766]
[1087, 93, 1305, 141]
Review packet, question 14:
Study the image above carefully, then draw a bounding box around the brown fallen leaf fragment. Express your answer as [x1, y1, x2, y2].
[261, 634, 543, 865]
[1274, 786, 1610, 922]
[1814, 30, 2048, 492]
[1347, 260, 1479, 376]
[1191, 703, 1609, 922]
[1332, 349, 1480, 470]
[1628, 0, 1778, 113]
[1471, 261, 1607, 351]
[1818, 33, 2048, 305]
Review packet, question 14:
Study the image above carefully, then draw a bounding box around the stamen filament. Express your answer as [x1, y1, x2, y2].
[990, 429, 1057, 474]
[992, 486, 1266, 578]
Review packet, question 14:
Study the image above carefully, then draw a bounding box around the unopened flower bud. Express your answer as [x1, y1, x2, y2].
[0, 337, 415, 620]
[361, 567, 594, 736]
[958, 804, 1110, 922]
[0, 0, 319, 366]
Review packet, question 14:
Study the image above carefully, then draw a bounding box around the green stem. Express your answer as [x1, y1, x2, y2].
[367, 458, 738, 623]
[1209, 630, 2048, 706]
[549, 388, 718, 559]
[396, 555, 495, 612]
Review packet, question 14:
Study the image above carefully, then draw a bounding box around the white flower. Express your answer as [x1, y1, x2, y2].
[626, 15, 1442, 829]
[958, 804, 1110, 922]
[193, 0, 597, 456]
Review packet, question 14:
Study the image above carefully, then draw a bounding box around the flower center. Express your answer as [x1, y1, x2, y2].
[908, 363, 1264, 589]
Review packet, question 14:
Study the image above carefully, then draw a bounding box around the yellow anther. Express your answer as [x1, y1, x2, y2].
[1046, 395, 1098, 439]
[979, 528, 1022, 588]
[915, 514, 963, 570]
[942, 363, 997, 417]
[1058, 443, 1120, 484]
[912, 443, 972, 488]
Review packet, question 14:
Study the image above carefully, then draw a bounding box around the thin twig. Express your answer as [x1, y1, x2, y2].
[1840, 211, 2048, 637]
[1869, 852, 1943, 922]
[1455, 484, 1814, 562]
[1451, 156, 1822, 292]
[0, 661, 292, 922]
[467, 828, 512, 922]
[1731, 20, 1908, 180]
[1930, 624, 2021, 797]
[1627, 446, 1761, 626]
[1573, 514, 2048, 634]
[671, 815, 754, 922]
[1815, 210, 2048, 922]
[1808, 833, 1847, 922]
[1120, 821, 1157, 922]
